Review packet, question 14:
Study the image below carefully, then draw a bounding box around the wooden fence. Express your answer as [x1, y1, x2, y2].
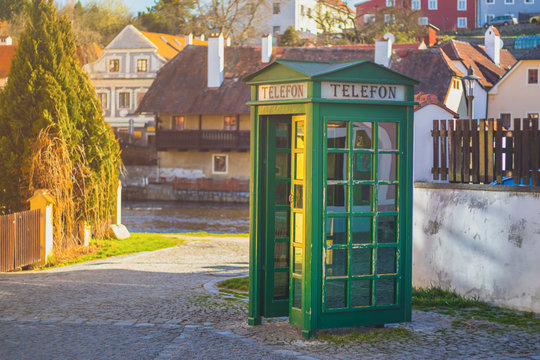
[0, 209, 41, 272]
[431, 118, 540, 185]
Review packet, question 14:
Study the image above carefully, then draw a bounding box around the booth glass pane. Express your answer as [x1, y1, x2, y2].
[378, 122, 398, 150]
[353, 153, 373, 180]
[327, 184, 346, 212]
[326, 280, 347, 309]
[326, 248, 347, 277]
[275, 122, 290, 148]
[295, 123, 305, 149]
[274, 211, 289, 238]
[294, 213, 304, 244]
[274, 242, 289, 268]
[276, 153, 290, 179]
[275, 182, 290, 206]
[273, 272, 289, 300]
[351, 279, 372, 307]
[327, 153, 348, 181]
[351, 217, 373, 244]
[378, 153, 397, 181]
[353, 122, 373, 149]
[294, 247, 303, 275]
[294, 184, 303, 209]
[377, 184, 397, 212]
[295, 153, 304, 180]
[326, 217, 347, 245]
[377, 247, 397, 274]
[327, 121, 347, 149]
[352, 184, 372, 211]
[376, 278, 396, 305]
[378, 216, 397, 244]
[293, 278, 302, 308]
[351, 248, 372, 275]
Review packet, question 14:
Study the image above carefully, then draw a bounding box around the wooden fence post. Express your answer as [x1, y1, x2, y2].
[28, 190, 55, 265]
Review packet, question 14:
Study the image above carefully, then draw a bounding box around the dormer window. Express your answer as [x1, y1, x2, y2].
[137, 58, 148, 72]
[109, 59, 120, 72]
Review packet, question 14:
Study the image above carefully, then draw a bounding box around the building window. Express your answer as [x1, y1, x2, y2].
[365, 14, 375, 23]
[501, 113, 511, 129]
[137, 58, 148, 72]
[457, 17, 467, 28]
[109, 59, 119, 72]
[452, 79, 461, 89]
[273, 26, 281, 35]
[428, 0, 437, 10]
[486, 14, 495, 22]
[486, 0, 494, 3]
[118, 92, 130, 109]
[504, 0, 513, 3]
[307, 7, 311, 17]
[300, 4, 304, 15]
[528, 113, 539, 120]
[528, 69, 538, 84]
[525, 0, 533, 4]
[173, 116, 185, 130]
[273, 2, 280, 14]
[411, 0, 421, 9]
[384, 14, 395, 22]
[224, 116, 238, 130]
[458, 0, 467, 10]
[97, 92, 108, 109]
[418, 17, 428, 25]
[212, 154, 228, 174]
[386, 0, 394, 6]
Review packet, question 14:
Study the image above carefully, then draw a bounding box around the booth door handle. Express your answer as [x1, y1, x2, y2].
[289, 193, 294, 204]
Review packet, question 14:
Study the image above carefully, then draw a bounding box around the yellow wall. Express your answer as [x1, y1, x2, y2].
[159, 150, 250, 179]
[488, 60, 540, 120]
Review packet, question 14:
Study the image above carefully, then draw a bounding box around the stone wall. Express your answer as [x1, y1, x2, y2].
[123, 184, 249, 203]
[413, 182, 540, 313]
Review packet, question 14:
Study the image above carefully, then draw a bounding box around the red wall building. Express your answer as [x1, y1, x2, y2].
[355, 0, 477, 31]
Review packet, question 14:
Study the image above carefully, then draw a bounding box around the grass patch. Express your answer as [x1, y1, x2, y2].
[412, 287, 489, 310]
[169, 232, 249, 238]
[317, 326, 412, 344]
[217, 277, 249, 292]
[43, 232, 187, 268]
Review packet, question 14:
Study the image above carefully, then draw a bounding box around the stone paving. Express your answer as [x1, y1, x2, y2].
[0, 235, 538, 360]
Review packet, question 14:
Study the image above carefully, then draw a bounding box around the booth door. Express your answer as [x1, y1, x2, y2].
[262, 116, 291, 317]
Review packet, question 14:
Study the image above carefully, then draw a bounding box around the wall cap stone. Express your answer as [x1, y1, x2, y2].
[414, 182, 540, 194]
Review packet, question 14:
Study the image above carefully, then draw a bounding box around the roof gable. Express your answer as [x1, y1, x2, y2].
[105, 25, 156, 51]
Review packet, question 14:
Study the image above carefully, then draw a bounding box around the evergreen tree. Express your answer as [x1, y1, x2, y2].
[0, 0, 121, 241]
[278, 26, 303, 47]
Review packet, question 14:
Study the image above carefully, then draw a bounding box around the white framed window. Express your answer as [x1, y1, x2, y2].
[428, 0, 438, 10]
[418, 17, 429, 25]
[97, 92, 108, 109]
[504, 0, 513, 3]
[212, 154, 228, 174]
[457, 17, 467, 28]
[458, 0, 467, 10]
[273, 2, 280, 14]
[528, 68, 539, 84]
[411, 0, 421, 9]
[109, 59, 120, 72]
[486, 0, 494, 3]
[118, 92, 130, 109]
[486, 14, 495, 22]
[365, 14, 375, 23]
[386, 0, 394, 6]
[525, 0, 534, 4]
[136, 58, 148, 72]
[384, 14, 394, 22]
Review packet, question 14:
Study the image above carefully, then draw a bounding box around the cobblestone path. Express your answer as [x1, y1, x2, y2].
[0, 235, 538, 360]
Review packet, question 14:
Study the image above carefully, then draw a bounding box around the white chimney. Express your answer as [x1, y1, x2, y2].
[207, 34, 224, 88]
[374, 33, 394, 67]
[261, 34, 273, 63]
[185, 33, 193, 45]
[485, 26, 503, 66]
[0, 36, 12, 46]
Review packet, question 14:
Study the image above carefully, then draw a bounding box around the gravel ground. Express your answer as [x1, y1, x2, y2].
[0, 235, 538, 360]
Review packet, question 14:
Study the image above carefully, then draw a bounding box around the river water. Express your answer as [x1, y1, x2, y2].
[122, 201, 249, 234]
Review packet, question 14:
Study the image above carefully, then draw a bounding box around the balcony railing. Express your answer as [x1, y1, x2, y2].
[156, 130, 250, 151]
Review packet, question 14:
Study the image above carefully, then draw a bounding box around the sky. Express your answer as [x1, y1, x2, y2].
[57, 0, 360, 15]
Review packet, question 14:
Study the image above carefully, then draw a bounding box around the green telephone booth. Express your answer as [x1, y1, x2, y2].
[246, 59, 418, 338]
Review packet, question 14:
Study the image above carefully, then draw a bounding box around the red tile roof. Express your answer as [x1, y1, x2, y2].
[441, 39, 516, 89]
[414, 92, 459, 117]
[0, 45, 16, 79]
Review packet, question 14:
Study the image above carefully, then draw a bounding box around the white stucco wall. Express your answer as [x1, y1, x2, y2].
[414, 105, 456, 182]
[413, 183, 540, 312]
